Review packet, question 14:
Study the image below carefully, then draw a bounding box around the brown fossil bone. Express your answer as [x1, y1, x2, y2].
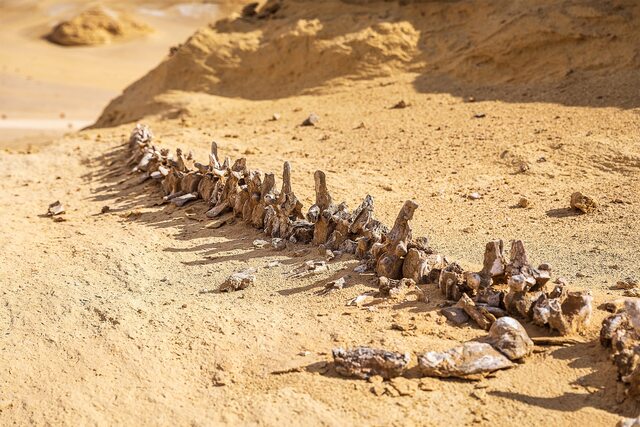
[333, 347, 410, 380]
[479, 240, 505, 287]
[438, 262, 468, 301]
[374, 200, 418, 279]
[161, 169, 183, 196]
[456, 293, 496, 330]
[419, 341, 513, 380]
[309, 170, 335, 245]
[242, 170, 263, 223]
[601, 299, 640, 397]
[251, 172, 277, 229]
[484, 317, 534, 360]
[268, 162, 303, 238]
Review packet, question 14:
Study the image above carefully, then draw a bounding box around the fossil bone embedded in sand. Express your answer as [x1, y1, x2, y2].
[418, 341, 514, 380]
[375, 200, 418, 279]
[456, 293, 496, 330]
[485, 317, 534, 360]
[333, 347, 410, 379]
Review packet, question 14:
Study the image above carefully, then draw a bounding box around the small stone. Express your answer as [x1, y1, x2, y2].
[272, 113, 281, 121]
[253, 239, 269, 249]
[354, 264, 368, 273]
[47, 201, 65, 216]
[391, 100, 408, 109]
[485, 317, 534, 360]
[101, 205, 111, 214]
[302, 113, 319, 126]
[517, 197, 530, 208]
[219, 268, 256, 292]
[468, 192, 482, 200]
[570, 192, 597, 214]
[271, 238, 287, 251]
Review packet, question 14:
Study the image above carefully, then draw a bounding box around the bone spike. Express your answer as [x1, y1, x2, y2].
[314, 170, 332, 211]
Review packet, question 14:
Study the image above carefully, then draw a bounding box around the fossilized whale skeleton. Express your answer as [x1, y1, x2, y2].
[126, 124, 592, 337]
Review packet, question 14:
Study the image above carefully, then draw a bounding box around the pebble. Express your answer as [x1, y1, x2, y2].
[302, 113, 319, 126]
[271, 238, 287, 251]
[517, 197, 530, 208]
[468, 192, 482, 200]
[253, 239, 269, 249]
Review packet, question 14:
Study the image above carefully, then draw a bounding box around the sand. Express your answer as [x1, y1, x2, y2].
[1, 0, 640, 425]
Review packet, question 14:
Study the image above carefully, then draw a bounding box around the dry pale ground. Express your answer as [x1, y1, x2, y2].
[1, 0, 640, 425]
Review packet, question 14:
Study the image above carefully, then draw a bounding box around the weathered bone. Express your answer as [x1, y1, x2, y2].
[333, 347, 410, 379]
[375, 200, 418, 279]
[419, 341, 513, 380]
[456, 293, 495, 330]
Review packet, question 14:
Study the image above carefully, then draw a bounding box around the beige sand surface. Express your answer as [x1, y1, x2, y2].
[1, 0, 639, 425]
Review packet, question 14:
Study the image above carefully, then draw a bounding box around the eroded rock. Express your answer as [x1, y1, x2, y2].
[570, 192, 597, 214]
[219, 268, 256, 292]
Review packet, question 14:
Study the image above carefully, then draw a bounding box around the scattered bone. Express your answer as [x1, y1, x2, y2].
[354, 264, 368, 274]
[378, 277, 415, 300]
[171, 192, 197, 207]
[570, 192, 597, 214]
[253, 239, 269, 249]
[485, 317, 533, 360]
[333, 347, 410, 379]
[419, 341, 514, 380]
[320, 277, 346, 295]
[456, 293, 495, 330]
[440, 306, 470, 325]
[47, 201, 65, 216]
[347, 293, 373, 307]
[289, 260, 329, 278]
[219, 268, 256, 292]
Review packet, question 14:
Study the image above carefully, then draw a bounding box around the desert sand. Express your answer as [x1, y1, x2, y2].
[1, 0, 639, 425]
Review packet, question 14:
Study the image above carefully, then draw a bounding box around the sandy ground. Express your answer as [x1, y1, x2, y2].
[1, 0, 640, 425]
